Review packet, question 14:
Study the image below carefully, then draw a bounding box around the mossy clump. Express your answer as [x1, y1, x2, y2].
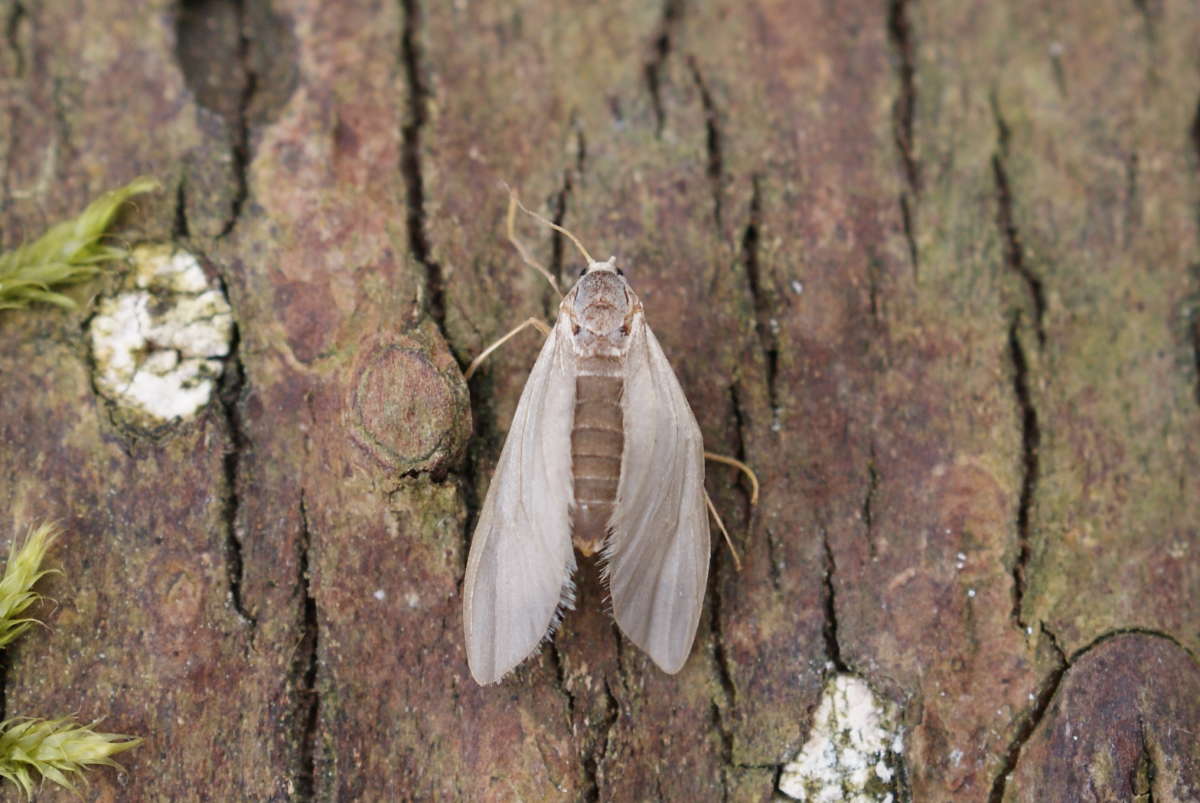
[0, 717, 142, 798]
[0, 523, 59, 649]
[0, 524, 142, 798]
[0, 177, 159, 310]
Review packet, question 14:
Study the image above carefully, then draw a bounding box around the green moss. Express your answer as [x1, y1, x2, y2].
[0, 524, 142, 797]
[0, 523, 58, 649]
[0, 177, 159, 310]
[0, 717, 142, 799]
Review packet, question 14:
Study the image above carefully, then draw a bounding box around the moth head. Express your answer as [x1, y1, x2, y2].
[568, 258, 637, 352]
[577, 256, 624, 278]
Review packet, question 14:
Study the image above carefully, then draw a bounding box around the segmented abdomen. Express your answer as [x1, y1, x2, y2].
[571, 356, 623, 556]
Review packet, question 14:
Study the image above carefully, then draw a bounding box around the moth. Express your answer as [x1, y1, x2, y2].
[463, 227, 710, 685]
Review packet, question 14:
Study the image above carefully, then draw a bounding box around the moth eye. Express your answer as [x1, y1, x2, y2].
[578, 266, 587, 278]
[616, 268, 625, 277]
[573, 324, 582, 335]
[620, 325, 630, 337]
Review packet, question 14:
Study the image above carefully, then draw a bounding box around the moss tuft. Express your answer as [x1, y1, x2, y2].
[0, 523, 143, 796]
[0, 717, 142, 798]
[0, 523, 59, 649]
[0, 177, 160, 310]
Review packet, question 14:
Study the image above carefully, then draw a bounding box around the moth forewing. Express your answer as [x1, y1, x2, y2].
[462, 316, 578, 685]
[605, 319, 709, 673]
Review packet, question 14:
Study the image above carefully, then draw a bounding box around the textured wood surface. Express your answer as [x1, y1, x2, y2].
[0, 0, 1197, 800]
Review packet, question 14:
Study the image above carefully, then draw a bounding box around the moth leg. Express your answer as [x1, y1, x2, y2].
[463, 317, 553, 381]
[705, 491, 743, 572]
[704, 451, 760, 505]
[704, 452, 759, 572]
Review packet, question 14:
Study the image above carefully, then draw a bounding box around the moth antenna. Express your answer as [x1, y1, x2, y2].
[504, 183, 597, 269]
[704, 451, 760, 505]
[504, 187, 563, 297]
[463, 316, 552, 380]
[705, 491, 743, 572]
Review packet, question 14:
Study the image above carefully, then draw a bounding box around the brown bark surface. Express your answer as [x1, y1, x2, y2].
[0, 0, 1197, 800]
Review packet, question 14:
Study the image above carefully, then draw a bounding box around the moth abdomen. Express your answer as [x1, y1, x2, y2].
[571, 357, 624, 556]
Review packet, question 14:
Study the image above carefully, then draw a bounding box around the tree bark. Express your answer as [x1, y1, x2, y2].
[0, 0, 1197, 800]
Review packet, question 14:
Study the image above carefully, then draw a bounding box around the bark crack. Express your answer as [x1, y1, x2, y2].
[581, 676, 618, 802]
[1133, 721, 1156, 802]
[710, 383, 742, 789]
[993, 93, 1046, 632]
[740, 175, 779, 422]
[725, 382, 760, 531]
[710, 541, 737, 752]
[1131, 0, 1160, 55]
[1193, 276, 1200, 408]
[887, 0, 919, 278]
[762, 525, 783, 592]
[549, 172, 571, 292]
[217, 309, 255, 626]
[1041, 620, 1067, 662]
[986, 622, 1066, 803]
[1065, 625, 1195, 663]
[644, 0, 683, 136]
[992, 98, 1046, 345]
[862, 443, 879, 558]
[898, 194, 918, 278]
[294, 492, 320, 802]
[548, 637, 575, 718]
[175, 0, 266, 238]
[711, 700, 733, 802]
[174, 175, 190, 241]
[1190, 101, 1200, 407]
[887, 0, 918, 193]
[459, 405, 504, 586]
[1006, 318, 1039, 629]
[548, 124, 585, 294]
[581, 625, 625, 802]
[224, 0, 254, 237]
[400, 0, 445, 327]
[688, 57, 724, 229]
[708, 549, 735, 799]
[5, 0, 25, 78]
[821, 527, 848, 673]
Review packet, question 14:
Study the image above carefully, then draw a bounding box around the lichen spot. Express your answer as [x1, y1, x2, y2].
[778, 674, 904, 802]
[88, 244, 234, 428]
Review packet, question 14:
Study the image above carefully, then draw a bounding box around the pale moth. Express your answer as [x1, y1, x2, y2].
[463, 193, 753, 685]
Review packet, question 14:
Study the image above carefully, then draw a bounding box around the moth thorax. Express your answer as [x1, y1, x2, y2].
[573, 271, 630, 334]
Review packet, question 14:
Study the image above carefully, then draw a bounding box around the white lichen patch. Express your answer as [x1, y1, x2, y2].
[778, 674, 904, 802]
[89, 244, 233, 427]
